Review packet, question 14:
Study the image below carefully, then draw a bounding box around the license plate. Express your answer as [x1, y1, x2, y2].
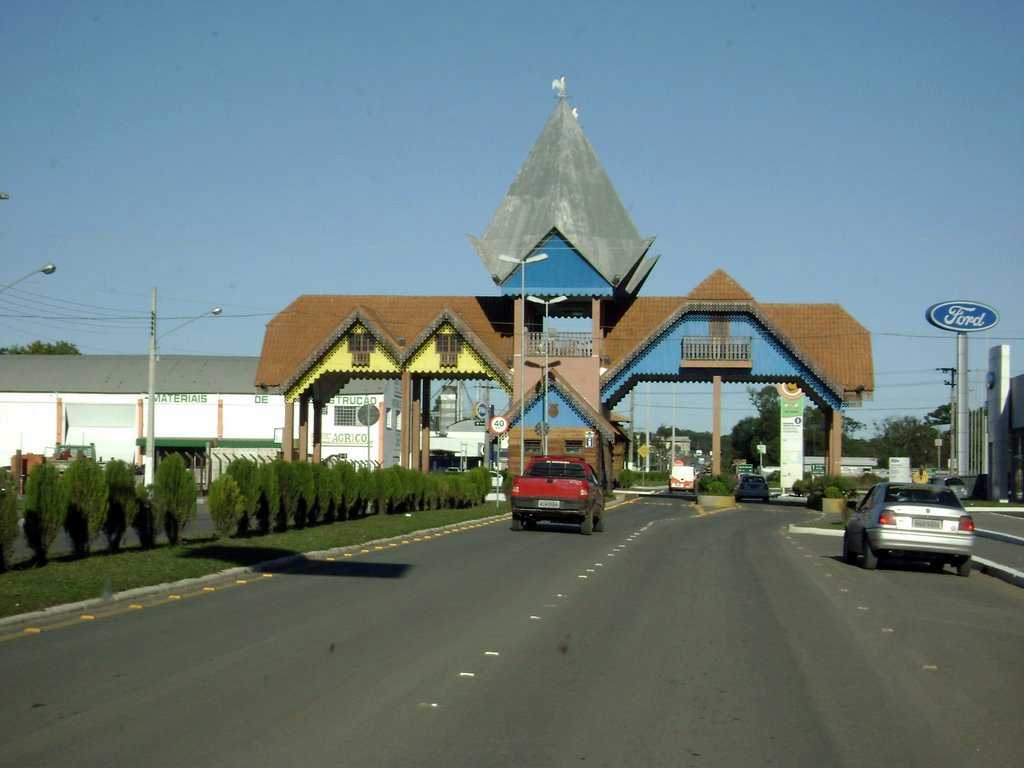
[537, 499, 561, 509]
[914, 518, 941, 530]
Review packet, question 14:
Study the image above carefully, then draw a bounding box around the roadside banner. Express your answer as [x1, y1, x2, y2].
[889, 457, 912, 483]
[779, 394, 805, 491]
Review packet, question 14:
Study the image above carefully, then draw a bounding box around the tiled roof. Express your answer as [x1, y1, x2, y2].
[687, 269, 754, 301]
[255, 296, 514, 390]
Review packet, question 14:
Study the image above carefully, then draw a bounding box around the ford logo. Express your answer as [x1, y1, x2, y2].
[925, 301, 999, 333]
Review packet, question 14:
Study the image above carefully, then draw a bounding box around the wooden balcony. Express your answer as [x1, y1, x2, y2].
[527, 331, 593, 357]
[681, 336, 752, 368]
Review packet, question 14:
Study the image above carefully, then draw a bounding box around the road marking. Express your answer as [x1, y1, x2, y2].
[400, 541, 410, 545]
[484, 651, 500, 656]
[857, 606, 869, 611]
[262, 573, 273, 578]
[586, 569, 595, 573]
[578, 575, 589, 579]
[544, 603, 557, 607]
[839, 588, 848, 593]
[418, 702, 440, 708]
[129, 603, 143, 610]
[236, 579, 248, 585]
[80, 615, 95, 621]
[413, 537, 423, 541]
[373, 546, 385, 551]
[203, 586, 216, 592]
[594, 563, 603, 567]
[326, 557, 336, 561]
[882, 627, 895, 633]
[168, 594, 182, 600]
[360, 549, 370, 553]
[459, 672, 476, 677]
[343, 553, 353, 558]
[556, 593, 564, 598]
[23, 627, 41, 634]
[922, 664, 938, 671]
[387, 543, 398, 548]
[529, 615, 542, 620]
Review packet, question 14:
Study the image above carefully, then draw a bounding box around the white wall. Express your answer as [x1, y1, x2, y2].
[0, 393, 56, 464]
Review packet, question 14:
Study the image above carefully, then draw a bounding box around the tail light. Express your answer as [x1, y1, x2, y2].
[958, 515, 975, 532]
[878, 509, 897, 526]
[579, 486, 589, 498]
[512, 483, 520, 494]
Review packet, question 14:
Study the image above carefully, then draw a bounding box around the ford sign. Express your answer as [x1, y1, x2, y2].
[925, 301, 999, 333]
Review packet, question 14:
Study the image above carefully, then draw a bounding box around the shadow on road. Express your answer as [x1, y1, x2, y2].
[179, 545, 412, 579]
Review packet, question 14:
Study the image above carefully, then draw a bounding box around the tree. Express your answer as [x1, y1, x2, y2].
[208, 475, 245, 537]
[226, 458, 260, 535]
[0, 469, 19, 572]
[924, 404, 951, 427]
[62, 458, 108, 556]
[0, 340, 80, 355]
[152, 454, 196, 545]
[23, 463, 67, 564]
[104, 460, 137, 553]
[873, 416, 940, 468]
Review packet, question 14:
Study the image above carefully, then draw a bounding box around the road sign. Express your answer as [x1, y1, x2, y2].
[487, 415, 509, 435]
[737, 464, 753, 474]
[356, 404, 379, 426]
[534, 422, 550, 437]
[756, 444, 767, 455]
[925, 301, 999, 333]
[637, 444, 649, 459]
[810, 463, 825, 474]
[584, 430, 594, 449]
[473, 401, 489, 421]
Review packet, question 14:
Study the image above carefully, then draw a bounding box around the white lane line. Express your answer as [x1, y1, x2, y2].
[595, 563, 604, 567]
[529, 615, 542, 620]
[586, 568, 595, 573]
[857, 606, 869, 611]
[556, 593, 564, 598]
[578, 574, 589, 579]
[418, 702, 440, 708]
[459, 672, 476, 678]
[839, 588, 849, 593]
[882, 627, 895, 633]
[544, 603, 557, 607]
[922, 664, 938, 671]
[484, 651, 500, 656]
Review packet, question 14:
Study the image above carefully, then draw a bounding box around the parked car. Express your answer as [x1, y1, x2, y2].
[928, 474, 969, 500]
[843, 482, 974, 575]
[735, 474, 770, 503]
[510, 456, 604, 534]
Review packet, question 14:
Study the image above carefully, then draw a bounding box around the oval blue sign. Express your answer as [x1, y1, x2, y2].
[925, 301, 1000, 333]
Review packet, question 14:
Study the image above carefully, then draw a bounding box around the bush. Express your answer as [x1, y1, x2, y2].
[256, 461, 278, 534]
[273, 460, 299, 531]
[24, 462, 67, 564]
[152, 454, 196, 545]
[226, 458, 260, 536]
[62, 458, 108, 556]
[103, 460, 137, 553]
[132, 484, 157, 549]
[208, 475, 245, 537]
[698, 474, 736, 495]
[805, 475, 856, 510]
[0, 469, 18, 571]
[316, 463, 342, 522]
[823, 485, 845, 499]
[291, 462, 315, 527]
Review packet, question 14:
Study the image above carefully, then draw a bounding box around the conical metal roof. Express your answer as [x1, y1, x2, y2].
[470, 98, 654, 289]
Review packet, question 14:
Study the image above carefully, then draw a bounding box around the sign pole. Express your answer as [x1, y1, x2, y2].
[956, 331, 969, 477]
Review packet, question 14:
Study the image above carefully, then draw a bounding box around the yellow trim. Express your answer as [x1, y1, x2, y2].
[406, 323, 509, 391]
[286, 324, 399, 401]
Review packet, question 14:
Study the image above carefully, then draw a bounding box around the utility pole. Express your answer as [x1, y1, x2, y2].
[629, 388, 636, 471]
[644, 382, 651, 475]
[937, 367, 956, 472]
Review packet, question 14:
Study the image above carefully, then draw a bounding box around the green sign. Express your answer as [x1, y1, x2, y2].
[155, 393, 208, 404]
[737, 464, 753, 474]
[810, 463, 825, 474]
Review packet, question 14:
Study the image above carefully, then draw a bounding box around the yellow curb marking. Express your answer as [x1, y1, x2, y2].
[343, 553, 353, 558]
[203, 586, 216, 592]
[168, 595, 182, 601]
[24, 627, 42, 634]
[129, 603, 144, 610]
[236, 579, 248, 585]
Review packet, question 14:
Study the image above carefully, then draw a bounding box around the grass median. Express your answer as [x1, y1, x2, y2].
[1, 503, 508, 620]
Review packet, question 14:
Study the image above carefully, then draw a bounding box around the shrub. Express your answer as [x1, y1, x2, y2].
[355, 467, 374, 515]
[791, 478, 809, 497]
[823, 485, 845, 499]
[274, 460, 298, 531]
[62, 457, 108, 556]
[0, 469, 18, 572]
[256, 461, 278, 534]
[103, 460, 137, 553]
[208, 475, 245, 537]
[333, 462, 357, 519]
[316, 463, 341, 523]
[152, 454, 196, 545]
[698, 474, 736, 495]
[132, 484, 157, 549]
[24, 462, 67, 564]
[226, 458, 260, 535]
[291, 462, 315, 527]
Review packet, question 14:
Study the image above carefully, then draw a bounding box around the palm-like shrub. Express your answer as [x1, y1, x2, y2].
[273, 460, 298, 531]
[256, 461, 278, 534]
[153, 454, 196, 545]
[24, 463, 67, 564]
[103, 460, 137, 553]
[0, 469, 19, 572]
[132, 483, 157, 548]
[291, 462, 314, 527]
[208, 475, 245, 537]
[226, 458, 260, 535]
[63, 458, 108, 556]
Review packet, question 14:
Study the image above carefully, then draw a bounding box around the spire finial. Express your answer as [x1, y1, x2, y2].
[551, 75, 566, 99]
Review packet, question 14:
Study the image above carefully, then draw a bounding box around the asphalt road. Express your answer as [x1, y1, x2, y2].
[2, 497, 1022, 767]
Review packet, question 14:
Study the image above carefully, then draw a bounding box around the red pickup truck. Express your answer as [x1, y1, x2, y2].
[510, 456, 605, 535]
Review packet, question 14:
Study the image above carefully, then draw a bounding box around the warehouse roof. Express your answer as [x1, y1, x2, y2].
[0, 355, 261, 394]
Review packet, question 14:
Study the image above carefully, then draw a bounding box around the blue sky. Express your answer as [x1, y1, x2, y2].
[1, 1, 1021, 434]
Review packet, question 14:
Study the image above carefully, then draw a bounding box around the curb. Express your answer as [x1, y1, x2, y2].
[788, 525, 843, 537]
[976, 528, 1024, 546]
[0, 511, 511, 630]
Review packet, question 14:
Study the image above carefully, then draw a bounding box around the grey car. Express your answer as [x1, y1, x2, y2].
[735, 474, 770, 503]
[843, 482, 975, 576]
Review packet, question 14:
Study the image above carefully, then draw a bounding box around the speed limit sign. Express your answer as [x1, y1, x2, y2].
[488, 415, 509, 435]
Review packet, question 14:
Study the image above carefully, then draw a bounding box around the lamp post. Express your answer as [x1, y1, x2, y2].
[527, 294, 567, 454]
[144, 287, 222, 486]
[498, 253, 548, 473]
[0, 263, 56, 296]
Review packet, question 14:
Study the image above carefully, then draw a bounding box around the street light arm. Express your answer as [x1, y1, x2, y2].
[156, 307, 222, 342]
[0, 264, 57, 296]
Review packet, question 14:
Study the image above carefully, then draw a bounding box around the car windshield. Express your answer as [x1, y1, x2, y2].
[884, 486, 961, 507]
[526, 462, 586, 479]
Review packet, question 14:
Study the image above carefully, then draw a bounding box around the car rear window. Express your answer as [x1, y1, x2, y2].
[526, 462, 586, 479]
[883, 486, 961, 507]
[742, 476, 767, 486]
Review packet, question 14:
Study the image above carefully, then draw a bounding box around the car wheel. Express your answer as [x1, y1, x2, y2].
[956, 556, 972, 578]
[580, 512, 593, 535]
[861, 534, 878, 570]
[842, 533, 857, 564]
[511, 516, 522, 531]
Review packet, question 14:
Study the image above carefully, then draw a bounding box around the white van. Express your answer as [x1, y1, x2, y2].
[669, 460, 695, 492]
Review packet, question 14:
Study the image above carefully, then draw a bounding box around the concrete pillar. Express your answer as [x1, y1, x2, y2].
[298, 392, 310, 462]
[312, 400, 323, 464]
[410, 375, 421, 471]
[987, 345, 1011, 500]
[216, 398, 224, 439]
[591, 297, 602, 363]
[283, 399, 294, 462]
[420, 378, 431, 472]
[55, 396, 63, 446]
[712, 375, 722, 475]
[826, 409, 843, 476]
[401, 369, 413, 468]
[513, 297, 524, 403]
[136, 398, 144, 465]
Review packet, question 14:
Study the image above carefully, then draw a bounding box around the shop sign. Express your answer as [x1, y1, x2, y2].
[925, 301, 999, 333]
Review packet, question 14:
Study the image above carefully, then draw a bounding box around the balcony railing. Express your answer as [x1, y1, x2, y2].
[526, 331, 593, 357]
[682, 336, 752, 365]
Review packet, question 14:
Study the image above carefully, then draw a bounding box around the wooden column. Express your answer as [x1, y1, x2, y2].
[216, 398, 224, 438]
[283, 399, 294, 462]
[410, 375, 421, 471]
[827, 408, 843, 476]
[298, 392, 310, 462]
[401, 369, 413, 468]
[420, 378, 431, 472]
[591, 297, 602, 363]
[55, 396, 63, 446]
[312, 400, 323, 464]
[712, 375, 722, 475]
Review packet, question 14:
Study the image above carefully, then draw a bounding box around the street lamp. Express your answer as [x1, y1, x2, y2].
[527, 294, 567, 454]
[498, 252, 549, 472]
[144, 287, 222, 485]
[0, 263, 57, 295]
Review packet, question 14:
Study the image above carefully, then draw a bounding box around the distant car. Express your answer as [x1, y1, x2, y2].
[668, 461, 695, 493]
[843, 482, 974, 575]
[929, 475, 969, 500]
[734, 474, 770, 503]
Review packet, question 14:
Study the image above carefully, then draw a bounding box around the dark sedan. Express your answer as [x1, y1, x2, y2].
[735, 474, 770, 503]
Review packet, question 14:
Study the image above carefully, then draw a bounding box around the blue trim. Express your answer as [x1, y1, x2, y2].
[510, 381, 594, 431]
[500, 232, 613, 297]
[600, 311, 843, 410]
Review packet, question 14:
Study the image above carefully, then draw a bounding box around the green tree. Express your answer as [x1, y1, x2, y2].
[873, 416, 940, 468]
[208, 475, 245, 537]
[256, 461, 279, 534]
[152, 454, 196, 545]
[0, 340, 80, 355]
[0, 469, 19, 572]
[924, 403, 951, 426]
[132, 484, 157, 549]
[273, 460, 298, 531]
[62, 458, 108, 556]
[226, 458, 260, 535]
[291, 462, 315, 527]
[23, 463, 67, 564]
[104, 460, 137, 553]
